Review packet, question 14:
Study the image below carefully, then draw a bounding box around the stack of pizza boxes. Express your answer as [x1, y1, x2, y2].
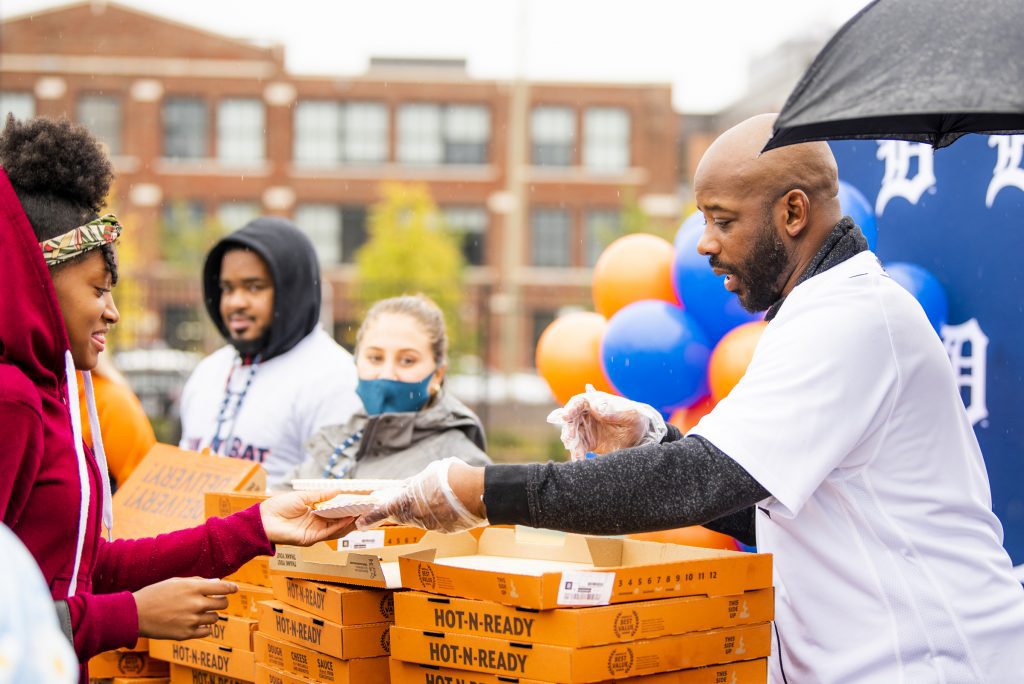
[389, 527, 775, 684]
[251, 522, 441, 683]
[147, 492, 273, 684]
[88, 638, 168, 684]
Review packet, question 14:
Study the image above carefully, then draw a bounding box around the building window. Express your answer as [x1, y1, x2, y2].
[531, 106, 575, 167]
[163, 97, 208, 160]
[398, 103, 491, 166]
[531, 310, 558, 356]
[294, 101, 340, 165]
[584, 107, 630, 172]
[78, 95, 121, 155]
[443, 206, 488, 266]
[531, 209, 571, 267]
[443, 105, 489, 164]
[398, 104, 443, 165]
[161, 200, 207, 229]
[294, 101, 388, 166]
[344, 103, 388, 163]
[218, 98, 265, 163]
[295, 204, 342, 265]
[584, 209, 623, 266]
[340, 206, 369, 263]
[294, 204, 368, 265]
[0, 92, 35, 121]
[217, 201, 261, 231]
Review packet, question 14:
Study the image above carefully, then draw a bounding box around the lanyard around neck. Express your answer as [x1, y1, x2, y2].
[322, 429, 364, 478]
[209, 354, 262, 455]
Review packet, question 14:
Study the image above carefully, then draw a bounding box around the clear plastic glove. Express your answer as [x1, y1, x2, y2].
[356, 457, 486, 533]
[548, 384, 667, 461]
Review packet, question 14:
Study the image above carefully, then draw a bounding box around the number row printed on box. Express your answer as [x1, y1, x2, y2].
[269, 527, 772, 607]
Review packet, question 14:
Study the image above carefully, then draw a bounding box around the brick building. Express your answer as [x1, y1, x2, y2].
[0, 1, 679, 371]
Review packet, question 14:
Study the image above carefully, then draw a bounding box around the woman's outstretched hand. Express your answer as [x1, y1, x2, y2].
[259, 490, 357, 546]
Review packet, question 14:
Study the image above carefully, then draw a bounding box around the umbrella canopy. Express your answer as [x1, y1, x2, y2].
[764, 0, 1024, 151]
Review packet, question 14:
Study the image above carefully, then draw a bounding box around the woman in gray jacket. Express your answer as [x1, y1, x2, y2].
[286, 294, 490, 484]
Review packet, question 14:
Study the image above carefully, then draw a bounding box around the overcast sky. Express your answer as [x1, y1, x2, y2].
[1, 0, 872, 112]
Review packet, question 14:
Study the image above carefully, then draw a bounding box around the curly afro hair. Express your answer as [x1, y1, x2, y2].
[0, 114, 118, 281]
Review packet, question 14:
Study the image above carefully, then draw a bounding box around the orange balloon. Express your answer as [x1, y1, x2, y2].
[708, 321, 768, 401]
[669, 395, 716, 433]
[535, 312, 616, 404]
[629, 526, 740, 551]
[592, 233, 679, 319]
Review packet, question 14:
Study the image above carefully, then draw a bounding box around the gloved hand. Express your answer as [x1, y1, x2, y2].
[548, 384, 667, 460]
[356, 457, 486, 533]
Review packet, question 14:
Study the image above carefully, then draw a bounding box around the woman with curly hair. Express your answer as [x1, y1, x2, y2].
[0, 115, 357, 679]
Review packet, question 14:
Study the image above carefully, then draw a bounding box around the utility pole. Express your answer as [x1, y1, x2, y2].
[497, 0, 530, 373]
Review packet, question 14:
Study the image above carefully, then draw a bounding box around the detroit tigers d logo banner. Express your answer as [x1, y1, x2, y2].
[832, 136, 1024, 572]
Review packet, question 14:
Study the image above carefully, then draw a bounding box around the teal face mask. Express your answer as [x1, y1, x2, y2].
[356, 371, 435, 415]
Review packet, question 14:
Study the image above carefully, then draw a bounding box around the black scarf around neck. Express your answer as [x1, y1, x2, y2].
[764, 216, 869, 321]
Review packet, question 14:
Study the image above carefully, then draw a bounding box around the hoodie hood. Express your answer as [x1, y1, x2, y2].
[0, 168, 69, 389]
[203, 217, 322, 361]
[0, 167, 112, 594]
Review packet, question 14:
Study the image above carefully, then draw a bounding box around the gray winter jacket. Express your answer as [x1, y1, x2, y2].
[284, 389, 491, 484]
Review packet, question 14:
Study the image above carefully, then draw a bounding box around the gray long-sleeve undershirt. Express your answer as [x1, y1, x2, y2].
[483, 426, 768, 546]
[483, 219, 870, 547]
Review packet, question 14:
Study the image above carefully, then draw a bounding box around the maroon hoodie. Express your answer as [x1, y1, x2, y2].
[0, 169, 274, 677]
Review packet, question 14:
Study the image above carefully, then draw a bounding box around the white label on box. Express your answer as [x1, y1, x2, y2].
[557, 570, 615, 606]
[339, 530, 386, 550]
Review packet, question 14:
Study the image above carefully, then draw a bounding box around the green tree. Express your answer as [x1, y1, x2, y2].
[355, 183, 466, 353]
[160, 201, 227, 269]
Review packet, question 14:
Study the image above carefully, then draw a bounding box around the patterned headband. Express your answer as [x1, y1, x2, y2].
[39, 214, 122, 267]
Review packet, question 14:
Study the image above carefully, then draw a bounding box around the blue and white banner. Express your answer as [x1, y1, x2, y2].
[831, 136, 1024, 569]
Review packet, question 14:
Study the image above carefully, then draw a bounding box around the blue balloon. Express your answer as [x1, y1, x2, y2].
[601, 300, 711, 412]
[837, 179, 878, 251]
[885, 262, 950, 334]
[671, 213, 761, 345]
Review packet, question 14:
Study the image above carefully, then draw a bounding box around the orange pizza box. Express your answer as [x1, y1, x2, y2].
[388, 657, 769, 683]
[168, 663, 251, 684]
[224, 582, 274, 620]
[389, 622, 771, 682]
[256, 600, 391, 658]
[112, 444, 266, 540]
[253, 632, 391, 684]
[394, 588, 773, 647]
[205, 491, 273, 588]
[270, 530, 471, 589]
[111, 678, 170, 684]
[89, 647, 170, 678]
[399, 527, 772, 610]
[253, 664, 311, 684]
[150, 637, 254, 682]
[270, 575, 394, 625]
[203, 613, 258, 652]
[226, 557, 272, 588]
[204, 491, 270, 520]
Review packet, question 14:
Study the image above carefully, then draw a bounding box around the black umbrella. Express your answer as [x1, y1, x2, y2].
[764, 0, 1024, 151]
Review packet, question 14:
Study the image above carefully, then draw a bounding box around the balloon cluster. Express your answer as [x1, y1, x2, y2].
[535, 180, 950, 426]
[535, 216, 766, 426]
